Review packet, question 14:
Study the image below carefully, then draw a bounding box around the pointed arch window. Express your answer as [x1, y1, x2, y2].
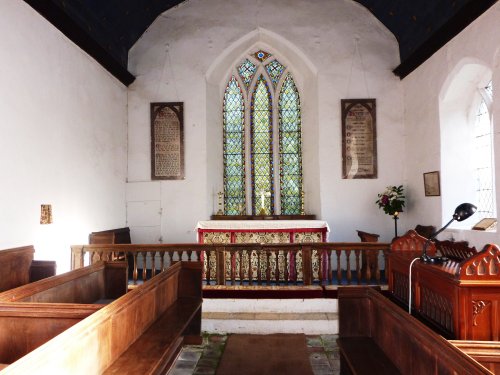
[473, 80, 495, 219]
[223, 77, 246, 215]
[222, 50, 303, 215]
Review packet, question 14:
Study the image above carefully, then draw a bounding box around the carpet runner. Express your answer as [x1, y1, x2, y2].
[216, 333, 314, 375]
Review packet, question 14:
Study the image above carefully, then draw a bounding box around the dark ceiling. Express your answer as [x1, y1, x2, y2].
[24, 0, 497, 86]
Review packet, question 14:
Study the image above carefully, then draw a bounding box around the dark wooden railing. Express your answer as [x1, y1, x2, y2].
[71, 242, 390, 287]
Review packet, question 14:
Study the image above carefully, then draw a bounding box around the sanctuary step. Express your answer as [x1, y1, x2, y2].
[202, 298, 338, 335]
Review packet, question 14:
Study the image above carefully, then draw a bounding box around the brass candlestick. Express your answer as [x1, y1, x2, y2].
[300, 191, 305, 215]
[217, 192, 224, 215]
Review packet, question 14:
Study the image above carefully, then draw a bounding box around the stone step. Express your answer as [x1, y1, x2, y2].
[201, 298, 338, 335]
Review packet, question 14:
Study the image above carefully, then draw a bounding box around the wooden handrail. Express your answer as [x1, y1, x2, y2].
[71, 242, 391, 287]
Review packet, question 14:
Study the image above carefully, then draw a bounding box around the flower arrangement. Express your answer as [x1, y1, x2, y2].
[376, 185, 405, 216]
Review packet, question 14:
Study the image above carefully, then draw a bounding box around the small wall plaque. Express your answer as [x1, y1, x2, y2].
[150, 102, 185, 180]
[341, 99, 377, 179]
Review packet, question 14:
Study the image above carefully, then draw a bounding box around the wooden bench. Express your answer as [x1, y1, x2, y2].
[337, 287, 492, 374]
[0, 245, 56, 292]
[450, 340, 500, 374]
[0, 261, 128, 366]
[2, 261, 202, 374]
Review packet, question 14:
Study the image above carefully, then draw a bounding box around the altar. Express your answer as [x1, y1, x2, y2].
[196, 220, 330, 244]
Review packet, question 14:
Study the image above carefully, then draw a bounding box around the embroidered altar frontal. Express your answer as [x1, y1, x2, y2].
[196, 220, 330, 282]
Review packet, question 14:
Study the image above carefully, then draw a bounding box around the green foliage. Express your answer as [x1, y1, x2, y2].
[376, 185, 405, 216]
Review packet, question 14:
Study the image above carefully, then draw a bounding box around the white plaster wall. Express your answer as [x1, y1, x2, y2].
[128, 0, 403, 243]
[0, 1, 128, 272]
[402, 3, 500, 249]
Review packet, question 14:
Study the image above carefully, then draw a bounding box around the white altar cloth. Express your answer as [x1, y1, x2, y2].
[195, 220, 330, 231]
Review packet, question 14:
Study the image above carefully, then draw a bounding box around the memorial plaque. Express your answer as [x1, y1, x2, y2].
[150, 102, 185, 180]
[341, 99, 377, 179]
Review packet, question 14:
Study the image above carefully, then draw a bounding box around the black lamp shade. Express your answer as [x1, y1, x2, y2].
[452, 203, 477, 222]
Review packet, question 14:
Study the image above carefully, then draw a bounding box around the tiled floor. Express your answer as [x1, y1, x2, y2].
[168, 333, 340, 375]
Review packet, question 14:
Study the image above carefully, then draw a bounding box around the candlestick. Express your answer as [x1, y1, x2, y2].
[300, 191, 305, 215]
[217, 191, 224, 215]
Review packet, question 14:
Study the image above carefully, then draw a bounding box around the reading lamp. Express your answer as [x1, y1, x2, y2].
[420, 203, 476, 263]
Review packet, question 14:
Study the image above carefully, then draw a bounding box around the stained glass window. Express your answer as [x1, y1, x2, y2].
[251, 76, 274, 215]
[473, 81, 495, 220]
[254, 50, 271, 62]
[223, 76, 246, 215]
[265, 60, 285, 90]
[222, 50, 302, 216]
[279, 74, 302, 214]
[237, 59, 257, 90]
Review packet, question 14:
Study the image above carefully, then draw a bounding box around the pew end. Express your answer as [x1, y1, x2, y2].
[337, 287, 493, 374]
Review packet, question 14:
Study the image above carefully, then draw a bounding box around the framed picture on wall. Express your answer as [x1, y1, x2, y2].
[423, 171, 440, 196]
[150, 102, 185, 180]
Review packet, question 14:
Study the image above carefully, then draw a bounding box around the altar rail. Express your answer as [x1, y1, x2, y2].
[71, 242, 390, 287]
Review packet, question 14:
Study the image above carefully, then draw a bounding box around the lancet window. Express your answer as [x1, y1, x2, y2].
[222, 50, 303, 215]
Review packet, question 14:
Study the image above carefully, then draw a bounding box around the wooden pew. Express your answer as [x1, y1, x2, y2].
[337, 287, 492, 374]
[0, 261, 127, 366]
[0, 261, 127, 303]
[450, 341, 500, 374]
[0, 246, 56, 292]
[387, 230, 500, 340]
[1, 261, 202, 374]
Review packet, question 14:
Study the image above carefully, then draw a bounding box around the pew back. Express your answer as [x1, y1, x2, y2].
[0, 262, 128, 365]
[0, 246, 34, 292]
[0, 246, 56, 293]
[0, 261, 127, 303]
[1, 261, 202, 374]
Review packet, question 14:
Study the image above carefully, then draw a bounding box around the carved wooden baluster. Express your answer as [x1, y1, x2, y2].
[272, 249, 280, 285]
[205, 249, 212, 284]
[345, 250, 352, 284]
[159, 252, 165, 272]
[142, 251, 148, 281]
[327, 250, 333, 285]
[266, 249, 272, 285]
[133, 252, 139, 285]
[318, 249, 324, 285]
[284, 251, 289, 285]
[149, 251, 156, 277]
[166, 252, 172, 271]
[257, 249, 262, 285]
[238, 249, 244, 286]
[375, 250, 381, 284]
[365, 249, 372, 283]
[336, 250, 342, 284]
[355, 250, 361, 285]
[187, 250, 193, 261]
[289, 251, 296, 285]
[248, 250, 253, 286]
[230, 251, 236, 286]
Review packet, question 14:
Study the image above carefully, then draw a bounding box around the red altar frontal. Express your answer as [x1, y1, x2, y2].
[196, 220, 330, 244]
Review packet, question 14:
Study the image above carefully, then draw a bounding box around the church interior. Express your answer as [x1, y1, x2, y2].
[0, 0, 499, 374]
